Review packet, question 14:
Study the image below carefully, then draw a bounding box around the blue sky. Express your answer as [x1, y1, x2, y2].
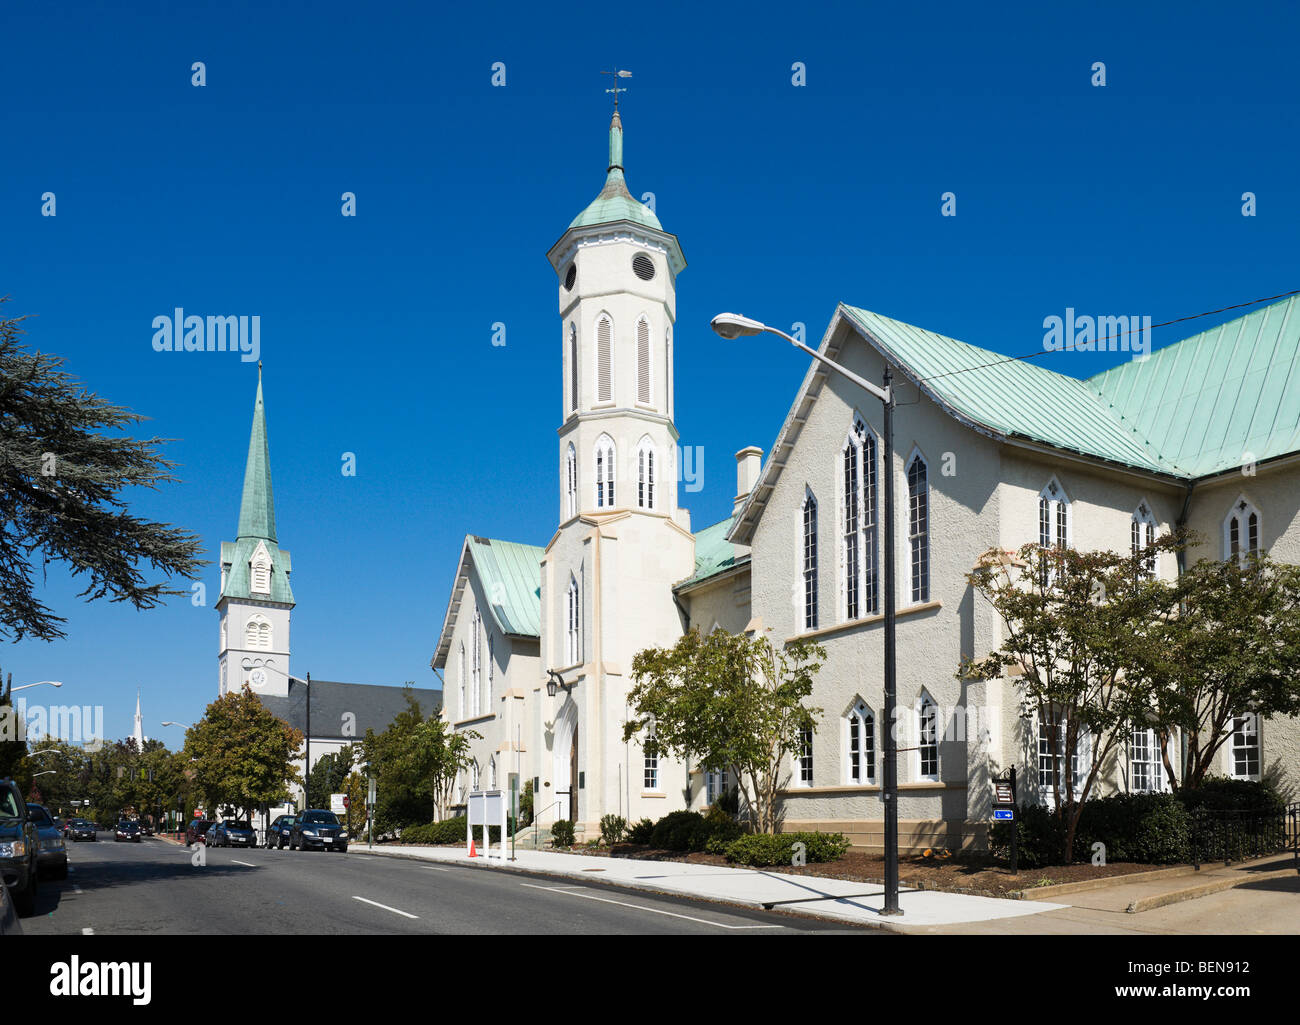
[3, 0, 1299, 744]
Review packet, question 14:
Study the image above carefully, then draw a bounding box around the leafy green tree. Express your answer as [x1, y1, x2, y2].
[623, 628, 825, 834]
[308, 747, 356, 802]
[0, 665, 22, 780]
[15, 737, 89, 813]
[0, 299, 205, 642]
[185, 685, 303, 821]
[964, 537, 1181, 863]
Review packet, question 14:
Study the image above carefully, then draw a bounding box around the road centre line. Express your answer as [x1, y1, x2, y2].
[351, 895, 419, 919]
[518, 882, 784, 929]
[232, 860, 256, 867]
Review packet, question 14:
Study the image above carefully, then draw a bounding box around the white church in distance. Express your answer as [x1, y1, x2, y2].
[433, 106, 1300, 849]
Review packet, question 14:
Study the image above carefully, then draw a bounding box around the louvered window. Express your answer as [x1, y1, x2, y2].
[566, 575, 580, 665]
[596, 315, 612, 403]
[637, 317, 651, 405]
[565, 444, 577, 518]
[568, 323, 578, 413]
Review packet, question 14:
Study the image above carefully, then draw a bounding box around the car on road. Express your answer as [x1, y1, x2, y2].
[0, 778, 39, 916]
[290, 810, 348, 852]
[185, 818, 215, 845]
[26, 804, 68, 880]
[204, 823, 219, 846]
[210, 820, 257, 848]
[114, 820, 142, 843]
[0, 863, 20, 935]
[68, 819, 97, 842]
[266, 814, 296, 849]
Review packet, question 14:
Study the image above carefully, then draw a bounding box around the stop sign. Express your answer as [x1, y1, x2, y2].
[342, 796, 350, 809]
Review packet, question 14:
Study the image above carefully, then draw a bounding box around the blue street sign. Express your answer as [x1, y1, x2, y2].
[993, 809, 1014, 820]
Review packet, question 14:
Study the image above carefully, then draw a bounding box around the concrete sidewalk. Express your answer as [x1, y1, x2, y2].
[355, 842, 1066, 930]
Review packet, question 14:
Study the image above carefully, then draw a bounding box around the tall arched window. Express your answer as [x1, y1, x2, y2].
[488, 756, 497, 790]
[595, 314, 613, 403]
[458, 641, 466, 718]
[594, 435, 616, 508]
[566, 574, 580, 666]
[846, 700, 875, 784]
[907, 453, 930, 604]
[565, 443, 577, 518]
[1131, 502, 1157, 580]
[1224, 498, 1261, 565]
[1037, 477, 1070, 587]
[470, 608, 482, 717]
[917, 694, 939, 780]
[665, 325, 673, 417]
[801, 489, 819, 630]
[842, 417, 879, 620]
[636, 315, 652, 405]
[568, 323, 579, 413]
[637, 437, 655, 510]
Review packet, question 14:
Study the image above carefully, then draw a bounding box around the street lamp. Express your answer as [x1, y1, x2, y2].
[545, 670, 571, 699]
[31, 770, 56, 778]
[13, 680, 62, 692]
[160, 721, 192, 729]
[711, 312, 903, 917]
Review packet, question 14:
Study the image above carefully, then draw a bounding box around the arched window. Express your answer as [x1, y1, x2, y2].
[1131, 502, 1157, 580]
[458, 641, 466, 718]
[595, 314, 613, 403]
[488, 756, 497, 790]
[665, 325, 673, 417]
[566, 574, 580, 666]
[842, 417, 879, 620]
[488, 636, 494, 692]
[801, 489, 818, 630]
[636, 437, 655, 510]
[1224, 498, 1261, 564]
[471, 760, 480, 791]
[795, 726, 814, 786]
[470, 608, 482, 717]
[846, 700, 875, 785]
[1037, 477, 1070, 586]
[244, 615, 272, 650]
[568, 323, 578, 413]
[250, 548, 271, 595]
[594, 435, 616, 508]
[636, 316, 652, 405]
[565, 443, 577, 518]
[917, 694, 939, 781]
[907, 453, 930, 604]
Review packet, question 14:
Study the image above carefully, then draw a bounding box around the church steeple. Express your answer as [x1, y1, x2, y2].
[237, 363, 277, 543]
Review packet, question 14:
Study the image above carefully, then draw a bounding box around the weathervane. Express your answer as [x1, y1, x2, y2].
[601, 67, 632, 109]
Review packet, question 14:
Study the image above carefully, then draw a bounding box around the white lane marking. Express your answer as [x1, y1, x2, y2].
[82, 927, 94, 935]
[73, 884, 83, 894]
[351, 896, 418, 919]
[424, 866, 450, 872]
[232, 860, 256, 867]
[518, 883, 784, 929]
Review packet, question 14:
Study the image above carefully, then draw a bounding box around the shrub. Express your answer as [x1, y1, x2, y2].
[701, 806, 745, 854]
[551, 819, 575, 847]
[989, 804, 1067, 869]
[1179, 776, 1286, 814]
[398, 817, 501, 845]
[1074, 793, 1190, 864]
[600, 814, 627, 846]
[650, 810, 708, 852]
[626, 817, 654, 844]
[519, 780, 534, 827]
[724, 831, 850, 867]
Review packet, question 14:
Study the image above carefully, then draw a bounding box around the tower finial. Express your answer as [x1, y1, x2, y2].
[601, 67, 631, 110]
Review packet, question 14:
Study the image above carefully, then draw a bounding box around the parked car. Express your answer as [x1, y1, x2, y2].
[290, 810, 348, 852]
[26, 804, 68, 880]
[0, 861, 20, 934]
[185, 818, 215, 845]
[114, 820, 142, 843]
[0, 778, 39, 916]
[204, 823, 218, 846]
[68, 819, 97, 842]
[266, 815, 297, 849]
[210, 820, 256, 848]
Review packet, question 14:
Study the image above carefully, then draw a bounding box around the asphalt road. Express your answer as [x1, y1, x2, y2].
[21, 832, 871, 935]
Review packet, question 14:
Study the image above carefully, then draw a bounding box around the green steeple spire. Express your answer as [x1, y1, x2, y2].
[567, 110, 663, 232]
[236, 363, 277, 543]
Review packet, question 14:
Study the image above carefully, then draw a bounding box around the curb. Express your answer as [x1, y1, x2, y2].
[1126, 867, 1298, 914]
[1011, 864, 1201, 901]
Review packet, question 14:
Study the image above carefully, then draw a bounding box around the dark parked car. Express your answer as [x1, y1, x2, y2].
[26, 804, 67, 880]
[114, 820, 142, 843]
[0, 863, 20, 934]
[204, 823, 218, 846]
[68, 819, 97, 842]
[185, 818, 215, 845]
[290, 810, 348, 852]
[0, 778, 38, 916]
[266, 815, 297, 849]
[210, 821, 256, 848]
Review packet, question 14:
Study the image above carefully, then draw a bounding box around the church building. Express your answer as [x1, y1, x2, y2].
[434, 106, 1300, 849]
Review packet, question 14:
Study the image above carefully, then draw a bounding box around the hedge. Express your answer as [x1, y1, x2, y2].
[398, 817, 500, 845]
[724, 831, 851, 867]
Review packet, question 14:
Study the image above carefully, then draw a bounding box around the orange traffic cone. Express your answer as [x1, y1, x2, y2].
[468, 838, 477, 858]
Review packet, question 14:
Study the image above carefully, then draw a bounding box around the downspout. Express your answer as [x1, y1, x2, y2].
[672, 591, 691, 633]
[1174, 480, 1196, 784]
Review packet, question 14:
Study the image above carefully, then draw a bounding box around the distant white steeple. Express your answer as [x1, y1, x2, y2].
[132, 688, 146, 748]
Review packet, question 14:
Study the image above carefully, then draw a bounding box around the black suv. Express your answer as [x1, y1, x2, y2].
[290, 810, 348, 852]
[0, 779, 38, 916]
[266, 814, 296, 849]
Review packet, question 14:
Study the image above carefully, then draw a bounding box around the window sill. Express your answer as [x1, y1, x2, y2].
[452, 713, 496, 728]
[786, 601, 942, 645]
[641, 791, 666, 798]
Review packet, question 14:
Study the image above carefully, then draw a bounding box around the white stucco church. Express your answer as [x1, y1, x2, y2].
[434, 105, 1300, 849]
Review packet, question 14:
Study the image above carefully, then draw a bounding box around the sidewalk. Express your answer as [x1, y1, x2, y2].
[355, 842, 1067, 930]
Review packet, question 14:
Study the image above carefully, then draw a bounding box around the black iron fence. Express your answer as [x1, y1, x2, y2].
[1189, 802, 1299, 871]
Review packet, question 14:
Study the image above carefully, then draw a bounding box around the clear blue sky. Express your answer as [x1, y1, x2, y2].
[3, 0, 1298, 744]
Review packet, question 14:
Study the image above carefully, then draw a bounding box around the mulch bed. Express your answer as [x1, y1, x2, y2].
[551, 843, 1175, 897]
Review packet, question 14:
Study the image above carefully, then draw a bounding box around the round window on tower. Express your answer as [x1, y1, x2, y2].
[564, 263, 577, 290]
[632, 254, 655, 281]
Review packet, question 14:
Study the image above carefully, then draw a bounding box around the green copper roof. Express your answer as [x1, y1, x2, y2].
[1087, 296, 1300, 478]
[469, 536, 545, 637]
[841, 305, 1183, 475]
[675, 514, 749, 591]
[219, 537, 295, 605]
[568, 111, 663, 232]
[237, 367, 277, 542]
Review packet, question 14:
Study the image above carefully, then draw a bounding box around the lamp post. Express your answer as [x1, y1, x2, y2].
[13, 680, 62, 692]
[711, 312, 902, 916]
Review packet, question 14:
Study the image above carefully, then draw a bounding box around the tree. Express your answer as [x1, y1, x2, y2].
[0, 299, 205, 642]
[623, 628, 825, 834]
[308, 748, 356, 802]
[963, 537, 1180, 863]
[1137, 552, 1300, 789]
[185, 685, 303, 821]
